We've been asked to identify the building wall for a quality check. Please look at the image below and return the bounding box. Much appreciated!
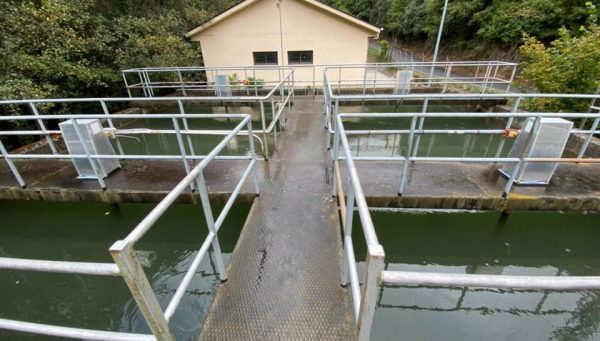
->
[189,0,375,87]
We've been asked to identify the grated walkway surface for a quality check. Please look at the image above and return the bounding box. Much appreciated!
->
[199,97,353,340]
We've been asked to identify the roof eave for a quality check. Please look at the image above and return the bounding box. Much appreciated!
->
[185,0,382,39]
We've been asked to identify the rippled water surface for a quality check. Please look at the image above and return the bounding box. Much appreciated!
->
[0,200,250,340]
[353,210,600,340]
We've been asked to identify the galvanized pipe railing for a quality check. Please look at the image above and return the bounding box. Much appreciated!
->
[0,115,259,340]
[123,62,516,98]
[332,115,385,340]
[333,113,600,340]
[337,111,600,197]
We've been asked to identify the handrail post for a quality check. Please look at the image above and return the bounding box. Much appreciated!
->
[171,117,195,191]
[340,177,355,287]
[0,139,26,188]
[195,171,228,281]
[122,72,133,98]
[331,121,340,196]
[271,97,278,150]
[110,240,175,341]
[356,244,385,341]
[72,119,106,190]
[495,96,521,159]
[442,63,452,94]
[29,103,58,155]
[246,120,261,195]
[100,100,124,155]
[259,100,269,160]
[177,100,196,157]
[577,117,599,158]
[398,116,418,196]
[411,98,429,158]
[176,67,187,96]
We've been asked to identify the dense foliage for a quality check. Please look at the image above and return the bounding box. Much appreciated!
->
[0,0,235,101]
[327,0,600,97]
[327,0,600,47]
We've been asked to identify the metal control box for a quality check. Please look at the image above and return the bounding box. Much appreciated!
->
[500,117,573,184]
[59,119,120,179]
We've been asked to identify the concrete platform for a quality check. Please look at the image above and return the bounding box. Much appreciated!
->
[341,161,600,211]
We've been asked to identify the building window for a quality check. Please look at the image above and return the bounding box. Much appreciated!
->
[288,50,313,64]
[253,51,278,65]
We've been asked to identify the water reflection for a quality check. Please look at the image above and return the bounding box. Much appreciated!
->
[353,210,600,340]
[0,201,249,340]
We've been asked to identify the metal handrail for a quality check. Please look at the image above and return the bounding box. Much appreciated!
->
[0,115,260,340]
[337,110,600,197]
[332,115,385,340]
[333,112,600,340]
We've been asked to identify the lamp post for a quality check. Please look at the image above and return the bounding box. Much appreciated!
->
[429,0,449,83]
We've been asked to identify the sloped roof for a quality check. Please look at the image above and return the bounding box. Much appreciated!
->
[185,0,381,38]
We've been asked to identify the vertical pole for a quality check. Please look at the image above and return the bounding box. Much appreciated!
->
[246,120,261,195]
[429,0,449,84]
[495,97,521,159]
[72,119,106,189]
[577,117,599,158]
[138,71,148,97]
[29,103,58,155]
[340,178,355,286]
[411,98,429,158]
[177,67,187,96]
[171,117,195,191]
[331,122,340,196]
[0,139,26,188]
[145,71,154,97]
[481,65,491,94]
[100,101,124,155]
[271,97,278,150]
[253,69,258,97]
[195,172,228,281]
[442,63,452,93]
[122,72,133,98]
[398,116,418,196]
[110,240,175,341]
[177,100,196,157]
[259,100,269,160]
[373,64,378,94]
[506,65,517,93]
[356,245,385,341]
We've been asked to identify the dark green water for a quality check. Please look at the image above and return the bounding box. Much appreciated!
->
[341,104,515,158]
[0,200,250,340]
[113,103,281,157]
[352,210,600,340]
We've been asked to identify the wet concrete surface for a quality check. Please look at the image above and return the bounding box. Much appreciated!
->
[0,159,259,204]
[340,161,600,210]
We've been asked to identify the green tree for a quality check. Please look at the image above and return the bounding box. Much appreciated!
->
[519,25,600,111]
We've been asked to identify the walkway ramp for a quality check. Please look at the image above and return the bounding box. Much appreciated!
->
[199,98,353,339]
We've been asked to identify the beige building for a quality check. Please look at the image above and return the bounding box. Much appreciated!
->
[186,0,381,87]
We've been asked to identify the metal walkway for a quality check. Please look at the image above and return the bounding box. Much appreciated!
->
[199,97,353,340]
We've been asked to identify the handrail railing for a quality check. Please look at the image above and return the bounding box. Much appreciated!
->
[337,110,600,197]
[123,62,515,98]
[0,115,260,340]
[333,113,600,340]
[0,91,292,188]
[332,115,385,340]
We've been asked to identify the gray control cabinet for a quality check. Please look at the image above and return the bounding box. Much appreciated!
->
[59,119,120,179]
[501,117,573,184]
